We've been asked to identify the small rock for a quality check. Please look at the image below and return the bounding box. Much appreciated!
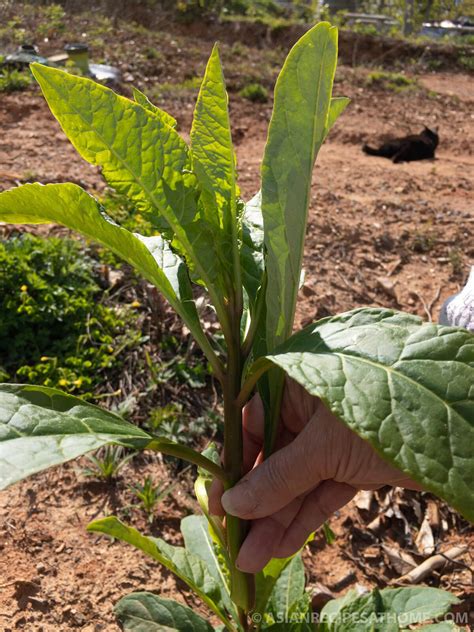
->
[301,284,316,297]
[376,276,399,302]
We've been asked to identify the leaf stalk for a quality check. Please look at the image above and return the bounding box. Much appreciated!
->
[146,438,230,485]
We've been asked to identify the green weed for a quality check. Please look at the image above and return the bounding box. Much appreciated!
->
[449,247,464,276]
[411,230,438,253]
[0,234,142,396]
[458,54,474,71]
[239,82,269,102]
[366,70,417,92]
[131,475,176,521]
[154,76,201,98]
[84,446,135,482]
[0,69,31,93]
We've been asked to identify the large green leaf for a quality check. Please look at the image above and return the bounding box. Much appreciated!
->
[267,555,305,622]
[259,22,339,453]
[319,586,460,632]
[181,515,236,618]
[191,45,237,239]
[261,22,338,352]
[30,64,227,314]
[88,517,231,628]
[0,183,220,372]
[0,384,150,489]
[262,308,474,520]
[115,593,214,632]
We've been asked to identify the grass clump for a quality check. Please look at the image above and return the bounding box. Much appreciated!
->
[458,54,474,71]
[239,82,269,102]
[366,70,417,92]
[0,233,142,396]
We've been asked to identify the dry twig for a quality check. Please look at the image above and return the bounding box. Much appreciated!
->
[394,545,468,584]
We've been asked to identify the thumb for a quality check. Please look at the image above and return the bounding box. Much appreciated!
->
[221,417,323,519]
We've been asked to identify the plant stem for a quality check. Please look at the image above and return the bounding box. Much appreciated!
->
[223,309,254,617]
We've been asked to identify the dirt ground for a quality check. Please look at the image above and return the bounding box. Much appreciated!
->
[0,21,473,632]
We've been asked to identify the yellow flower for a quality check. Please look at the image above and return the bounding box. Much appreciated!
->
[73,378,83,387]
[59,378,68,387]
[40,356,49,362]
[20,284,28,292]
[131,300,141,308]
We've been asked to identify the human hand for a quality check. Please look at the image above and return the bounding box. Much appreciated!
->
[209,379,422,573]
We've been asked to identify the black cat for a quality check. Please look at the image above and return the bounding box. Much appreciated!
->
[363,127,439,163]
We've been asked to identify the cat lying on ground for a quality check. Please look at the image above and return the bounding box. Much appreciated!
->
[363,127,439,163]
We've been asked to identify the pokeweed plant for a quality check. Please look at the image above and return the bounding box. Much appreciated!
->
[0,22,472,632]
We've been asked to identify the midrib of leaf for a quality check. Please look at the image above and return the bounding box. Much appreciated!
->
[5,399,139,438]
[37,69,225,318]
[287,347,468,428]
[195,520,230,598]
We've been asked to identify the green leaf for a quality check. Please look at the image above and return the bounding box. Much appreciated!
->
[88,517,231,628]
[379,587,460,623]
[0,183,220,374]
[320,588,398,632]
[319,586,460,632]
[193,446,228,548]
[318,588,359,627]
[261,22,338,352]
[191,45,237,238]
[132,86,177,128]
[181,515,236,618]
[0,384,150,489]
[115,593,214,632]
[0,183,192,328]
[254,556,294,619]
[263,308,474,520]
[30,64,192,233]
[324,96,350,139]
[259,22,338,454]
[240,191,264,311]
[268,554,306,622]
[30,64,227,316]
[264,593,313,632]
